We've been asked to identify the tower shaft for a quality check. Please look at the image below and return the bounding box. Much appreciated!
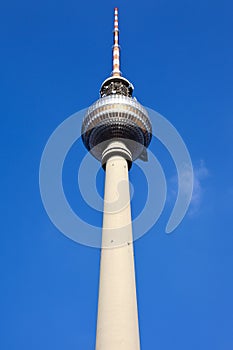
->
[95,153,140,350]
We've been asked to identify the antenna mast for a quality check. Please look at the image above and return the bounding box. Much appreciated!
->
[100,8,134,97]
[112,7,121,77]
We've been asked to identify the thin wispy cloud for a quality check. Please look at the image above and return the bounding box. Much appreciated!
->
[168,159,209,216]
[190,160,209,215]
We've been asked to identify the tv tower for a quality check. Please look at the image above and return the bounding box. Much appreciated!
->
[82,8,152,350]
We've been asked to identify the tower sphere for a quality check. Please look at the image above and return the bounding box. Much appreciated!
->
[81,77,152,166]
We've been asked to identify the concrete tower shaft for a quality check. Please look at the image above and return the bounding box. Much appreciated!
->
[95,154,140,350]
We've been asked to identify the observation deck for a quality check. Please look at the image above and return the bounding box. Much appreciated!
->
[81,90,152,166]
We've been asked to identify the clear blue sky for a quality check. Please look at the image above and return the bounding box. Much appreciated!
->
[1,0,233,349]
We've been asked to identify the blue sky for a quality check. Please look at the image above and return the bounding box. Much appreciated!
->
[1,0,233,349]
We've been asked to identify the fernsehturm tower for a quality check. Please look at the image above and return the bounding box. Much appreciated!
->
[82,8,152,350]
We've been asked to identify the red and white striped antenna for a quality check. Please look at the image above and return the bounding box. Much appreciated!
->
[112,7,121,77]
